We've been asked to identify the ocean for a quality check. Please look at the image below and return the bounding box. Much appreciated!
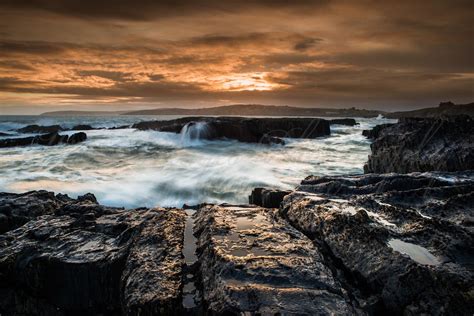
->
[0,115,396,208]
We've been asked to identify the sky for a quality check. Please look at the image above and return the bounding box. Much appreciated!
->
[0,0,472,114]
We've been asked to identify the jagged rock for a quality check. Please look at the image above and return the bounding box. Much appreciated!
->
[16,124,63,134]
[0,191,185,316]
[362,123,394,139]
[329,118,358,126]
[248,188,292,208]
[364,116,474,173]
[133,117,331,143]
[0,132,86,148]
[194,204,355,314]
[280,172,474,315]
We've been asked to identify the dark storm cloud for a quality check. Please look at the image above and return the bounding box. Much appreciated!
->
[294,38,322,51]
[0,0,329,20]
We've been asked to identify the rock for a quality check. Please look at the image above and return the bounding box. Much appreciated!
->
[133,117,331,143]
[67,132,87,144]
[0,132,86,148]
[70,124,94,131]
[0,132,12,136]
[249,188,292,208]
[364,116,474,173]
[280,172,474,315]
[16,124,63,134]
[329,118,358,126]
[194,204,355,314]
[0,191,185,315]
[362,123,394,139]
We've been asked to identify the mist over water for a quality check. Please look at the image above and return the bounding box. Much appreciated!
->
[0,115,395,208]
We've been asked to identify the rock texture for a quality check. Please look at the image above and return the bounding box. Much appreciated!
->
[248,187,292,208]
[364,116,474,173]
[133,117,331,143]
[281,172,474,315]
[194,204,355,314]
[0,191,185,316]
[0,132,87,148]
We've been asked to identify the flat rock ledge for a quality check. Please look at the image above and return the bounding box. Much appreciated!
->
[194,204,355,314]
[1,171,473,315]
[0,191,185,315]
[283,172,474,315]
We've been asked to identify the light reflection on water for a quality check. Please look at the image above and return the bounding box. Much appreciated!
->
[0,115,395,208]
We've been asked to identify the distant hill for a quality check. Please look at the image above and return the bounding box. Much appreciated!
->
[40,110,126,116]
[386,102,474,118]
[40,102,473,118]
[121,104,383,118]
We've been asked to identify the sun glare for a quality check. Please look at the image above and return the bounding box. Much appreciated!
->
[211,73,278,92]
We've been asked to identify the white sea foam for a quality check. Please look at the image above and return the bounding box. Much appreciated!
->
[0,116,396,208]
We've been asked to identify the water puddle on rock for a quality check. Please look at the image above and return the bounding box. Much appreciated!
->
[182,209,199,310]
[388,238,441,266]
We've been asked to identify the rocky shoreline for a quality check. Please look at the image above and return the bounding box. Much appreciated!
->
[0,116,473,315]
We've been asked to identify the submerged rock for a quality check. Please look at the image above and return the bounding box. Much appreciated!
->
[133,117,331,143]
[194,204,355,314]
[0,191,185,315]
[364,116,474,173]
[281,172,474,315]
[0,132,86,148]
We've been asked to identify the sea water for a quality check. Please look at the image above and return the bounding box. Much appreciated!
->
[0,115,395,208]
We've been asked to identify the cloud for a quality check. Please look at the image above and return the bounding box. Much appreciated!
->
[0,0,472,111]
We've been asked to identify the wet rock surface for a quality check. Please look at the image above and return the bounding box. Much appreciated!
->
[282,172,474,315]
[248,187,292,208]
[364,116,474,173]
[133,116,331,143]
[0,191,185,316]
[0,132,87,148]
[194,204,355,314]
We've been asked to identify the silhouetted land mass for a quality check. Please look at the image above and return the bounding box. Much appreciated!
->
[386,101,474,118]
[40,102,473,118]
[41,104,381,117]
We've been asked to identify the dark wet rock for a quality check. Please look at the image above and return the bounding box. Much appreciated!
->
[16,124,63,134]
[329,118,358,126]
[249,188,292,208]
[70,124,94,130]
[194,204,355,314]
[67,132,87,144]
[0,191,185,315]
[0,132,12,136]
[280,172,474,315]
[133,117,331,143]
[0,132,86,148]
[362,123,394,139]
[364,115,474,173]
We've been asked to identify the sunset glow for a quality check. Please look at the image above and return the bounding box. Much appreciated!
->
[0,1,472,114]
